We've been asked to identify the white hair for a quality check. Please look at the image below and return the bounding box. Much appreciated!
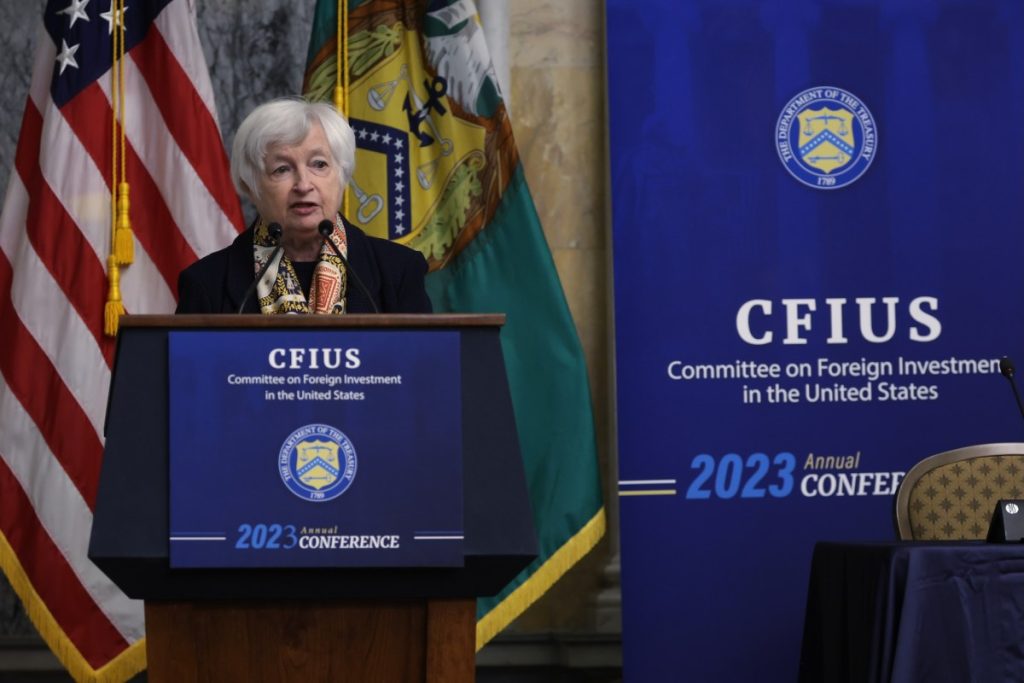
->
[230,98,356,200]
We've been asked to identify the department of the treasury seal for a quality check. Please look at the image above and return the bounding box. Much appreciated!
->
[278,423,357,502]
[775,86,877,190]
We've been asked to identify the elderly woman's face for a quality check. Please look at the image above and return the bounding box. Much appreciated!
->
[253,122,343,243]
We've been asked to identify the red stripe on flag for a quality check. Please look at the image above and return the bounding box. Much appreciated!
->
[0,252,104,508]
[60,83,198,292]
[14,101,115,362]
[0,458,130,669]
[132,27,244,232]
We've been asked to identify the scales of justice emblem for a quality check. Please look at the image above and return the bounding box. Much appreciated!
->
[295,440,341,490]
[797,108,856,174]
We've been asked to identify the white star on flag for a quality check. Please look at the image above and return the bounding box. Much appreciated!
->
[58,0,90,27]
[55,39,79,74]
[99,0,128,34]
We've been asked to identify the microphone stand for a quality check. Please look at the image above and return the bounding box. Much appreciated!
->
[1000,357,1024,421]
[237,223,284,314]
[317,219,380,313]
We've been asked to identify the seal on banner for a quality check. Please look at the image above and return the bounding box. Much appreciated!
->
[278,423,358,502]
[775,86,877,190]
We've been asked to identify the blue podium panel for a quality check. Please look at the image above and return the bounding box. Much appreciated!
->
[168,330,462,568]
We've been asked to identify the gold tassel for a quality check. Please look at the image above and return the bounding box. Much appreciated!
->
[0,533,149,682]
[114,181,133,264]
[333,85,345,113]
[104,255,125,337]
[475,508,607,650]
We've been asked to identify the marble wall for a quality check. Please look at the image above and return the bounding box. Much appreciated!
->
[503,0,615,633]
[0,0,613,642]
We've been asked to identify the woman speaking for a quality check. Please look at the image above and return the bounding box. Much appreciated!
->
[176,98,431,314]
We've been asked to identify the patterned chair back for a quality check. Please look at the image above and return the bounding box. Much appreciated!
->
[894,443,1024,540]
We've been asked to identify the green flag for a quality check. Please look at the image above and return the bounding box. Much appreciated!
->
[304,0,605,647]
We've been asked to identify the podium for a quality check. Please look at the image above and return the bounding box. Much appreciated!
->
[88,314,537,682]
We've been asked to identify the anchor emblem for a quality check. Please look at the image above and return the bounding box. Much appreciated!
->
[348,44,489,245]
[365,64,456,190]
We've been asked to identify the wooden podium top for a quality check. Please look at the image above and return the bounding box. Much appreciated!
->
[121,313,505,329]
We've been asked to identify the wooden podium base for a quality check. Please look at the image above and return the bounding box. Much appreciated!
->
[145,599,475,682]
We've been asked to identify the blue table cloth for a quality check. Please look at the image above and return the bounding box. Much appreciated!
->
[799,541,1024,683]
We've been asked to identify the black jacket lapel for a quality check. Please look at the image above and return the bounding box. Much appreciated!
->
[340,219,381,313]
[225,227,258,313]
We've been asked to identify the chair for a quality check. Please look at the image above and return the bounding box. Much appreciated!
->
[894,443,1024,540]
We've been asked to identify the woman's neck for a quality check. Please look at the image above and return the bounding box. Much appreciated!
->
[281,235,321,262]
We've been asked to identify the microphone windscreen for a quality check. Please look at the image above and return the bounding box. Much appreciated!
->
[1001,356,1016,379]
[267,222,283,240]
[317,219,334,237]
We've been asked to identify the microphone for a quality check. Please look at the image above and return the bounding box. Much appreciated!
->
[1000,356,1024,421]
[237,222,284,314]
[317,219,379,313]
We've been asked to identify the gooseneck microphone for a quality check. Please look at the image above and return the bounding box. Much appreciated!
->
[999,356,1024,421]
[237,222,284,314]
[317,219,380,313]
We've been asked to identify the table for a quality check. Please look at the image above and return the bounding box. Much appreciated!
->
[798,541,1024,683]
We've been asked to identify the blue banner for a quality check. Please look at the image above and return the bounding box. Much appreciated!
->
[607,0,1024,680]
[168,330,462,568]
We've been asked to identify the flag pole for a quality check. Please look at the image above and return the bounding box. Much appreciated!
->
[105,0,126,336]
[335,0,350,218]
[114,0,133,266]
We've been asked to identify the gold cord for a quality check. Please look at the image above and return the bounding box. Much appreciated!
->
[113,0,134,266]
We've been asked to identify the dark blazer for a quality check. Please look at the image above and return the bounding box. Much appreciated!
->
[176,221,432,314]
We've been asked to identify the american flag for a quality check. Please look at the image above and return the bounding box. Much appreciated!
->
[0,0,242,679]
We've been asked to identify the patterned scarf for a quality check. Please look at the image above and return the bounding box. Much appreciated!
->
[252,215,349,315]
